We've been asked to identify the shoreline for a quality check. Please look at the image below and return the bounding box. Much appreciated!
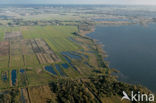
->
[78,24,156,94]
[78,25,109,68]
[78,25,109,64]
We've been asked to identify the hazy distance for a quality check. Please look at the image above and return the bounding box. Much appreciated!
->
[0,0,156,5]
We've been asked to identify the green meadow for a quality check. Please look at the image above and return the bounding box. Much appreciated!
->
[0,27,5,41]
[21,25,81,53]
[0,25,94,90]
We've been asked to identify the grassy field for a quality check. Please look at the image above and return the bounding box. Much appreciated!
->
[21,25,81,53]
[0,26,20,41]
[0,6,155,103]
[0,24,127,103]
[0,25,154,103]
[0,27,5,41]
[0,25,97,90]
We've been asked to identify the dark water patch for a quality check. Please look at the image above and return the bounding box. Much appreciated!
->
[64,56,71,63]
[45,66,57,75]
[61,63,69,69]
[20,69,25,73]
[11,70,17,86]
[63,56,78,72]
[55,64,66,76]
[62,52,82,60]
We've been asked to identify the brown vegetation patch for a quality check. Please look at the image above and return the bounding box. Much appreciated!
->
[5,32,23,40]
[28,86,56,103]
[31,39,60,64]
[0,41,9,56]
[21,40,34,55]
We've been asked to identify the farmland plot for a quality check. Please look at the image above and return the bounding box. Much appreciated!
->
[10,55,24,67]
[0,56,9,68]
[21,40,34,55]
[0,41,9,56]
[0,25,98,90]
[24,54,39,66]
[5,31,23,40]
[0,71,10,89]
[10,40,22,56]
[31,39,60,64]
[0,41,9,68]
[21,26,81,53]
[18,69,28,87]
[20,40,39,66]
[9,39,38,67]
[9,40,24,67]
[0,29,4,41]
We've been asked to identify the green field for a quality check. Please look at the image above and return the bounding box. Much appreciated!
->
[0,26,20,41]
[0,27,5,41]
[0,25,99,90]
[21,25,81,53]
[0,25,152,103]
[0,5,155,103]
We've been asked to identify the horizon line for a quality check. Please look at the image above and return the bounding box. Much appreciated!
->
[0,3,156,6]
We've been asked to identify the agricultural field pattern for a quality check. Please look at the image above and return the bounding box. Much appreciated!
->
[0,24,110,102]
[0,25,97,87]
[0,5,155,103]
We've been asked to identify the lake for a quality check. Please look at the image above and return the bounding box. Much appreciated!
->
[87,23,156,92]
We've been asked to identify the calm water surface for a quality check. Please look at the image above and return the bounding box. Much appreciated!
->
[87,23,156,92]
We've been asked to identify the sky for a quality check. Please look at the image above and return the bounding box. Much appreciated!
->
[0,0,156,5]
